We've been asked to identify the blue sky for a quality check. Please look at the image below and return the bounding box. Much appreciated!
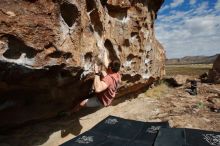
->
[155,0,220,59]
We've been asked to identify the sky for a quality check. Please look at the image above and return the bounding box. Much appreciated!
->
[155,0,220,59]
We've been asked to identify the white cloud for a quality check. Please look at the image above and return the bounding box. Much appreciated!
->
[155,1,220,58]
[189,0,196,5]
[194,1,209,15]
[184,16,219,36]
[159,5,169,12]
[215,0,220,10]
[170,0,184,8]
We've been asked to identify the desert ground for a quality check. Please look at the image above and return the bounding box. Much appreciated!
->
[0,64,219,146]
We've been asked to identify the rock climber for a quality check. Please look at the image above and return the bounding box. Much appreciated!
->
[73,53,121,112]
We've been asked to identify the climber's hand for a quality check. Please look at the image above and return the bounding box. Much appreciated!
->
[94,63,99,73]
[101,70,107,77]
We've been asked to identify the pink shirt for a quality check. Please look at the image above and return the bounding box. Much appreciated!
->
[96,73,121,106]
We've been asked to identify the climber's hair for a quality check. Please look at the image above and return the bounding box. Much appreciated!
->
[108,60,121,73]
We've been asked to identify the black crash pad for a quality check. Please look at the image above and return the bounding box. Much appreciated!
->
[154,128,185,146]
[185,128,220,146]
[154,128,220,146]
[60,115,169,146]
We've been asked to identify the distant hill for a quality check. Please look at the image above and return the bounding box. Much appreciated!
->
[166,54,219,65]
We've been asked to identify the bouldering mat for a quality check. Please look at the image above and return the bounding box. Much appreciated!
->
[185,128,220,146]
[60,115,169,146]
[154,128,185,146]
[154,128,220,146]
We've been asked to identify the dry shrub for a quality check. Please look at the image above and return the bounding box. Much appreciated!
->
[144,82,169,98]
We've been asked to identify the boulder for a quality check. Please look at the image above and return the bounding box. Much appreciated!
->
[163,75,193,87]
[208,55,220,83]
[0,0,165,129]
[173,75,191,85]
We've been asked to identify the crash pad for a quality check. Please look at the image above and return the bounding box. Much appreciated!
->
[154,128,220,146]
[60,115,169,146]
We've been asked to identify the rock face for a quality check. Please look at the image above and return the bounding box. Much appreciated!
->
[0,0,165,129]
[208,55,220,83]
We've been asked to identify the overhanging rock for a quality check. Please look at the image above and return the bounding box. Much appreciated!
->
[0,0,165,129]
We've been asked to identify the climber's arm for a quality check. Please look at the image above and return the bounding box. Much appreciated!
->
[93,63,108,93]
[94,75,108,93]
[103,50,110,69]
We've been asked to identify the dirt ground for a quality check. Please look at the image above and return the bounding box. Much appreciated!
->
[0,79,220,146]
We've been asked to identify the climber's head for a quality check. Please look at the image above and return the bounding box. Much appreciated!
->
[107,60,121,73]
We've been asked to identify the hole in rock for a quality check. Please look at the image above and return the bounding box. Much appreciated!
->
[139,49,144,53]
[151,23,154,29]
[131,32,141,43]
[44,42,54,49]
[127,54,136,61]
[84,52,93,62]
[121,74,142,83]
[60,2,79,27]
[132,0,147,6]
[25,0,38,2]
[86,0,96,12]
[63,52,72,59]
[89,25,94,32]
[127,54,141,70]
[100,0,128,20]
[106,5,128,20]
[89,9,103,36]
[3,35,39,59]
[146,54,150,58]
[101,0,107,6]
[123,39,130,47]
[104,39,119,61]
[131,32,138,37]
[48,51,62,58]
[118,46,122,52]
[48,51,72,59]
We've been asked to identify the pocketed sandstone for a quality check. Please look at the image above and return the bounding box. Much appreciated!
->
[0,0,165,129]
